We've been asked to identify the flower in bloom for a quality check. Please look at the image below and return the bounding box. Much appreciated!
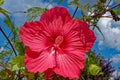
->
[19,7,96,79]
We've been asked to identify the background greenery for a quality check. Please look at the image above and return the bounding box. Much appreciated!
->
[0,0,120,80]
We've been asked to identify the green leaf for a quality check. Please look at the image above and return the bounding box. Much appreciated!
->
[88,64,101,75]
[0,7,15,32]
[26,72,35,80]
[10,55,24,71]
[0,0,4,6]
[98,0,106,3]
[12,27,19,35]
[0,50,12,59]
[86,51,98,65]
[69,0,88,15]
[57,0,65,4]
[74,0,79,3]
[27,7,47,21]
[113,9,120,15]
[14,40,25,55]
[115,0,119,3]
[11,64,19,71]
[0,69,10,79]
[4,18,14,30]
[81,75,85,80]
[22,70,36,80]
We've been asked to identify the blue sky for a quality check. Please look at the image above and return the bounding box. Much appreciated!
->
[0,0,120,76]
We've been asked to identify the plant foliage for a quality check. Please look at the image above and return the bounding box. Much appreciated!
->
[0,0,120,79]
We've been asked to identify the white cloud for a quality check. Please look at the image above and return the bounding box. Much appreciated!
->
[109,70,120,80]
[111,54,120,64]
[2,0,52,12]
[1,0,120,51]
[0,66,3,71]
[85,0,120,51]
[0,47,4,53]
[95,12,120,51]
[1,0,53,26]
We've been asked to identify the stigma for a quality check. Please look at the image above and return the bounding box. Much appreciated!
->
[54,35,64,48]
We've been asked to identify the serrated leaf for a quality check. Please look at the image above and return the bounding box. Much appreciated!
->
[27,7,46,21]
[0,0,4,6]
[88,64,101,75]
[10,55,24,71]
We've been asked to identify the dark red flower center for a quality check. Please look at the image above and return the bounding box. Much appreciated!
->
[54,35,64,48]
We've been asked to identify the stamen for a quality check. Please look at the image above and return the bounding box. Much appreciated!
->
[54,36,64,48]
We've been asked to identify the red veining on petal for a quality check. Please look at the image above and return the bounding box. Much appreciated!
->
[54,36,64,48]
[20,7,96,79]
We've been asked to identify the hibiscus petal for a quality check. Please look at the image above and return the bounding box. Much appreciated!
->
[19,21,51,52]
[63,20,96,53]
[77,20,96,52]
[20,7,96,80]
[53,50,85,79]
[40,7,72,24]
[25,48,57,73]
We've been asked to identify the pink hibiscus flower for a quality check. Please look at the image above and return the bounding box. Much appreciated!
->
[19,7,96,79]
